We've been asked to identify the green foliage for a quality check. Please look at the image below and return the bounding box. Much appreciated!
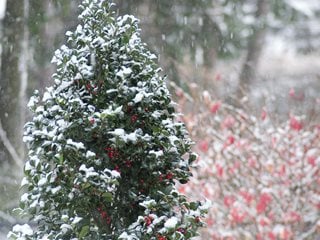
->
[8,0,208,239]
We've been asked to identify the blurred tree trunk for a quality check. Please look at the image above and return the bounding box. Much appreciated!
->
[28,0,79,91]
[0,0,6,70]
[202,13,218,89]
[0,0,79,167]
[0,0,29,167]
[239,0,269,95]
[29,0,59,90]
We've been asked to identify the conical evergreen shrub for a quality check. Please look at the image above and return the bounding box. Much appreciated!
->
[8,1,208,239]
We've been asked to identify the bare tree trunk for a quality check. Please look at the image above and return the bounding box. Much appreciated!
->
[239,0,269,95]
[38,0,61,89]
[0,0,7,52]
[0,1,7,20]
[0,0,28,167]
[0,0,6,72]
[202,13,218,89]
[28,0,79,91]
[19,0,29,148]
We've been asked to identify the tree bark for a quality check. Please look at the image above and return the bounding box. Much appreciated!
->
[28,0,80,90]
[239,0,269,95]
[0,0,28,166]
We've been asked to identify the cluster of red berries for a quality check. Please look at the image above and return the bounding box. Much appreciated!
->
[159,172,174,182]
[97,207,111,225]
[105,147,119,159]
[131,114,138,123]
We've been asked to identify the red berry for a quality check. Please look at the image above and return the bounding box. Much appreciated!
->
[100,210,107,219]
[210,101,221,114]
[159,174,164,182]
[144,216,153,226]
[157,235,167,240]
[114,165,121,173]
[198,140,209,153]
[86,83,92,90]
[177,228,186,234]
[125,160,132,167]
[261,108,267,120]
[290,116,303,131]
[131,114,138,123]
[166,172,173,180]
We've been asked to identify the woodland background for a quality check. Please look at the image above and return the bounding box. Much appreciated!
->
[0,0,319,238]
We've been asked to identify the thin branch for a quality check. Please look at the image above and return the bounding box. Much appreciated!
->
[0,210,17,224]
[0,119,24,167]
[0,176,17,185]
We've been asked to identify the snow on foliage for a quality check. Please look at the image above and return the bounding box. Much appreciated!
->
[176,87,320,240]
[8,0,208,239]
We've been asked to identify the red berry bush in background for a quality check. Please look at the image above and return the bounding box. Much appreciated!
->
[175,86,320,239]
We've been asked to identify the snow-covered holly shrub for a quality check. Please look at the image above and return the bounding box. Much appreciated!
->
[176,88,320,240]
[8,1,208,239]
